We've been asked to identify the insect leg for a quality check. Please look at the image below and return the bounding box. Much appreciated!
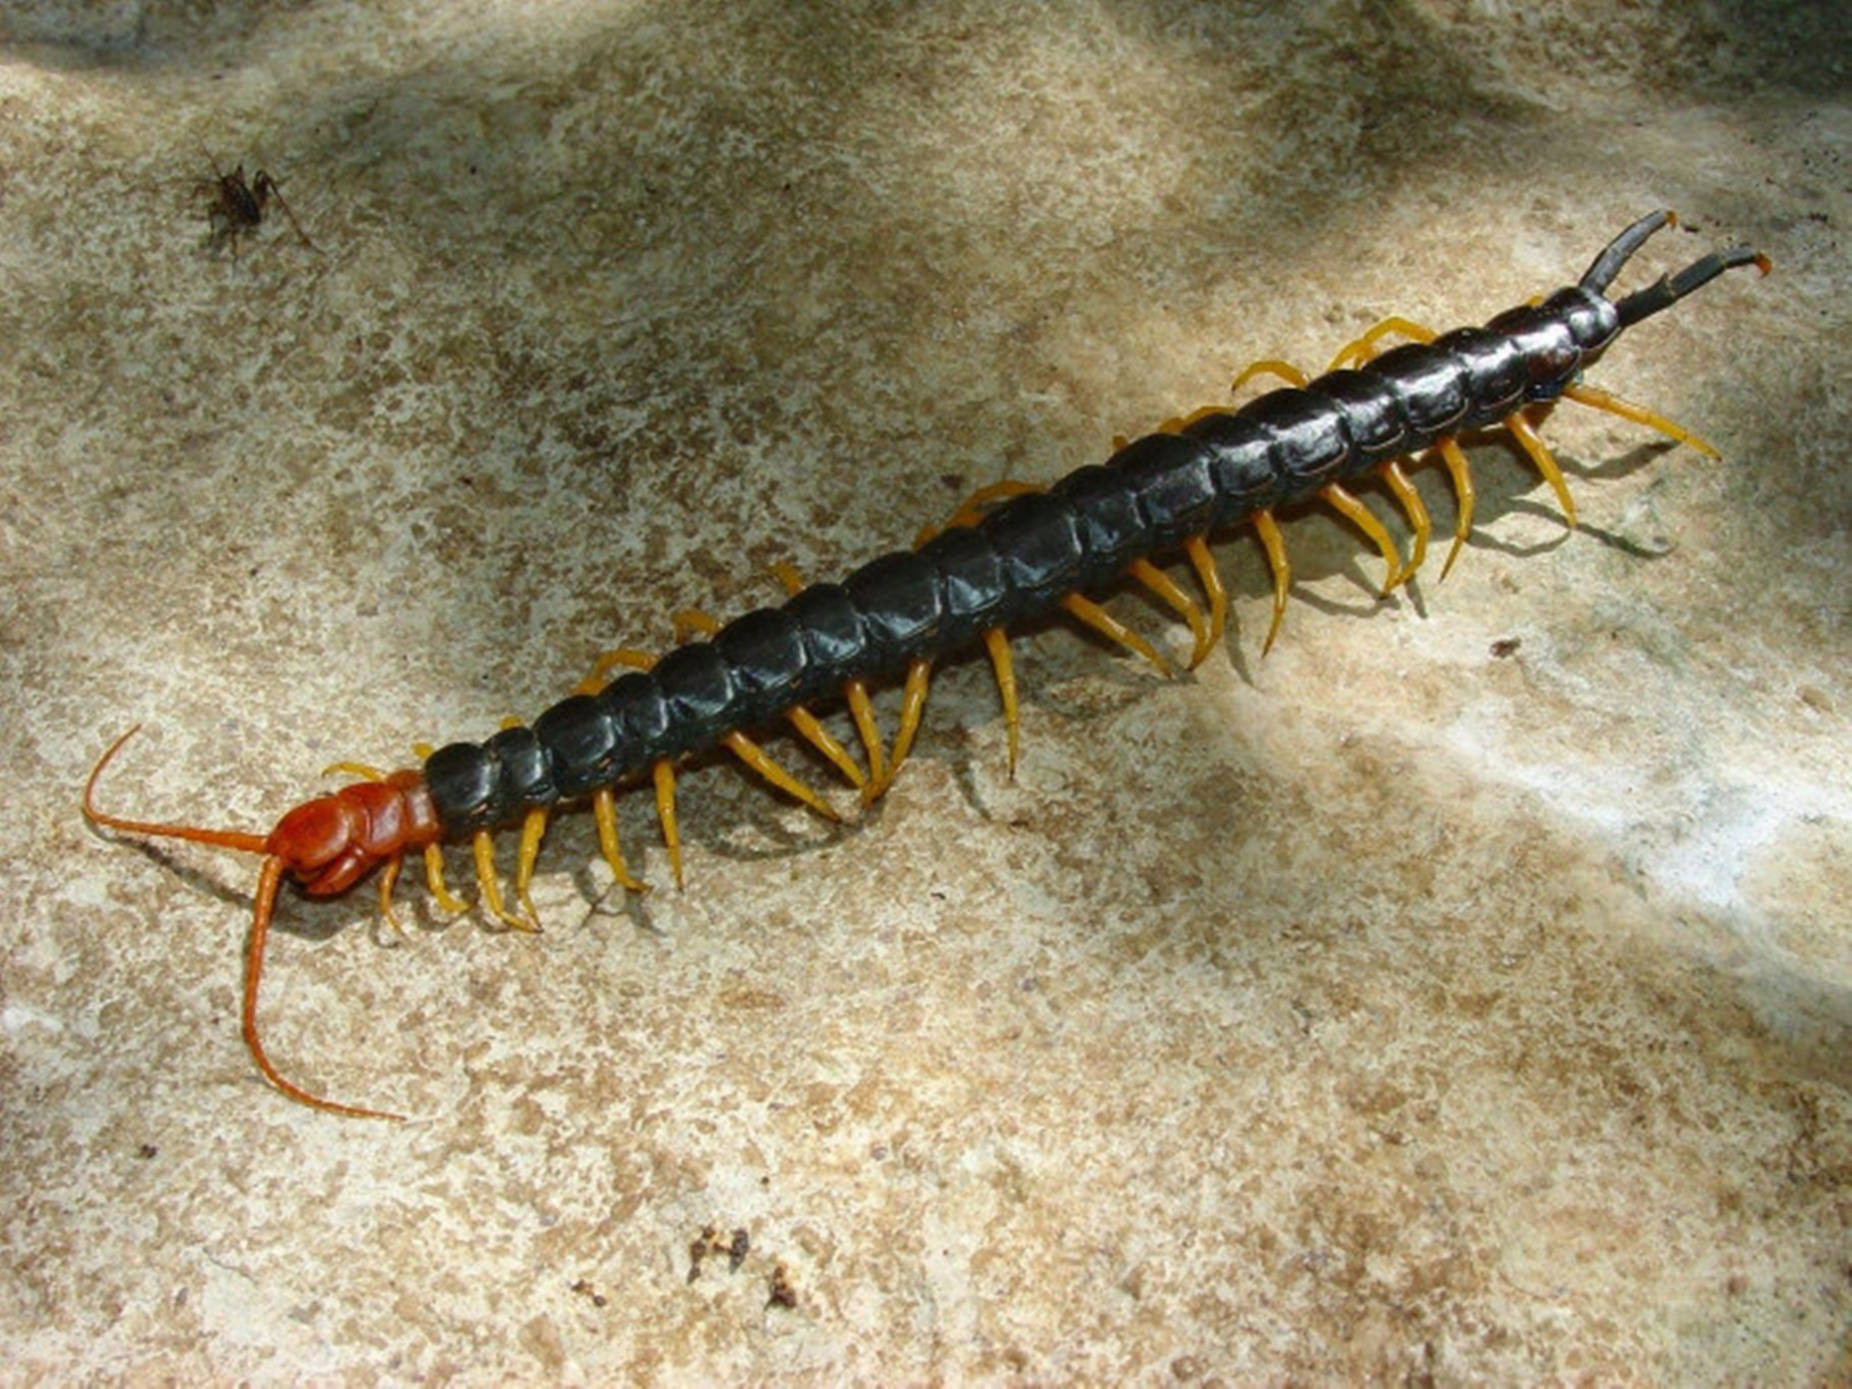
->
[590,788,649,892]
[944,478,1039,531]
[1319,482,1403,593]
[252,171,318,252]
[511,807,550,924]
[422,844,470,912]
[327,755,457,931]
[1125,558,1211,666]
[1377,459,1432,579]
[1251,510,1293,654]
[1560,383,1718,458]
[1503,412,1578,528]
[652,761,683,889]
[572,647,690,888]
[1061,593,1174,676]
[721,731,844,821]
[780,707,867,790]
[866,658,932,803]
[576,646,657,695]
[981,628,1021,777]
[375,855,406,940]
[671,609,725,641]
[844,683,888,794]
[1431,439,1477,580]
[1182,536,1228,655]
[471,830,540,932]
[1232,358,1309,392]
[324,759,390,779]
[1326,317,1438,371]
[675,606,845,813]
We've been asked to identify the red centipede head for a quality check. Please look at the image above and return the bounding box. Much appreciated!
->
[268,772,440,896]
[81,725,434,1121]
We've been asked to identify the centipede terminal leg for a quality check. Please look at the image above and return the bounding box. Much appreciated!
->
[1560,383,1720,457]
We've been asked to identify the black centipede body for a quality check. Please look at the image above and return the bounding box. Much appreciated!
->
[422,216,1760,838]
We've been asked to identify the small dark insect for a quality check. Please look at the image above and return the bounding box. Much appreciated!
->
[199,160,316,258]
[83,211,1768,1120]
[1490,637,1522,658]
[688,1225,751,1281]
[571,1278,608,1308]
[767,1262,798,1310]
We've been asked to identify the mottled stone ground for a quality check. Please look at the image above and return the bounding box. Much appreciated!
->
[3,1,1846,1380]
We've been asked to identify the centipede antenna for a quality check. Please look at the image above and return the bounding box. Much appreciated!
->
[1579,210,1677,295]
[1614,245,1770,329]
[242,855,405,1121]
[86,726,404,1120]
[83,727,270,855]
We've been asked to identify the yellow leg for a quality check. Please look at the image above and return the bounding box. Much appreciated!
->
[591,787,649,892]
[946,478,1039,531]
[674,606,853,805]
[1232,359,1309,393]
[674,608,721,641]
[376,855,405,939]
[982,627,1021,778]
[1172,404,1232,429]
[764,559,872,789]
[1252,509,1292,655]
[1378,459,1431,580]
[1326,316,1438,371]
[867,658,931,803]
[423,844,470,914]
[512,806,549,925]
[1504,412,1578,528]
[1319,482,1402,594]
[1182,535,1228,657]
[324,759,389,781]
[1060,593,1173,677]
[578,646,656,694]
[1432,438,1477,580]
[772,561,806,596]
[1562,382,1719,458]
[844,679,887,791]
[720,730,842,821]
[323,760,418,938]
[471,830,540,933]
[1126,557,1211,666]
[652,760,683,890]
[785,705,867,790]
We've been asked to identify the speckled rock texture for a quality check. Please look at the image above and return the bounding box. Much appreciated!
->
[2,0,1847,1381]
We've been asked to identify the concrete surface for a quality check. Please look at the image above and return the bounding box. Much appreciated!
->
[2,0,1847,1381]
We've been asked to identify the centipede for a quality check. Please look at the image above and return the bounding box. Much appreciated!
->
[84,210,1767,1120]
